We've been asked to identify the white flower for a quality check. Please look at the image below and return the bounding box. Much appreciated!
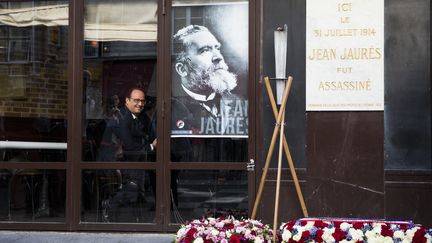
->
[348,228,364,241]
[366,236,377,242]
[293,226,304,241]
[323,227,335,233]
[393,230,405,239]
[305,221,315,229]
[293,233,302,241]
[193,237,204,243]
[215,221,224,228]
[340,222,352,231]
[339,240,350,243]
[254,238,263,243]
[282,230,292,242]
[372,224,382,234]
[366,235,392,243]
[426,233,432,243]
[208,218,216,225]
[365,229,379,239]
[390,224,398,230]
[322,228,335,243]
[236,226,246,234]
[211,229,219,236]
[176,227,187,238]
[293,225,302,231]
[383,236,394,243]
[366,235,391,243]
[406,228,417,240]
[322,234,335,243]
[226,231,232,238]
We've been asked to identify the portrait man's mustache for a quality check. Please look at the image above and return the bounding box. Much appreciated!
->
[184,58,238,95]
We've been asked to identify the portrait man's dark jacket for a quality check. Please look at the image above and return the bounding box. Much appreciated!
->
[171,86,242,134]
[171,83,223,130]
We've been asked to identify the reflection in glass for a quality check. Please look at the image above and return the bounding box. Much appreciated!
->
[171,138,247,162]
[0,169,66,222]
[81,170,156,223]
[82,0,158,162]
[0,1,68,162]
[170,2,249,162]
[171,170,247,223]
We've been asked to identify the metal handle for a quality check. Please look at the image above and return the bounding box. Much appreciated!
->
[247,159,255,171]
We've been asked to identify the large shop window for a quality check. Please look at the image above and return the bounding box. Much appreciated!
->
[171,170,248,222]
[82,0,158,163]
[170,1,249,162]
[80,0,158,224]
[0,0,68,222]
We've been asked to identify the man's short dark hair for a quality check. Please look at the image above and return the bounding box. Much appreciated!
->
[173,25,210,63]
[126,87,145,98]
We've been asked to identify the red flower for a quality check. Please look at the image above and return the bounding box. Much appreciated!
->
[381,228,393,237]
[412,228,427,243]
[314,229,324,242]
[314,221,328,228]
[399,225,408,231]
[277,234,282,242]
[353,222,364,230]
[332,228,347,242]
[224,223,235,230]
[184,235,194,243]
[284,221,296,231]
[229,235,241,243]
[302,230,311,239]
[183,228,198,243]
[186,228,197,237]
[301,221,308,226]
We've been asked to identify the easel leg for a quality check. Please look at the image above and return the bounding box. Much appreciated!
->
[264,77,309,217]
[273,109,285,243]
[251,114,282,219]
[251,77,293,219]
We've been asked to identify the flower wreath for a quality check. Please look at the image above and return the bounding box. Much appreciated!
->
[174,217,274,243]
[280,218,432,243]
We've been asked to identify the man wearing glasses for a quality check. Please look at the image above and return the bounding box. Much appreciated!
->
[100,87,157,222]
[118,87,157,161]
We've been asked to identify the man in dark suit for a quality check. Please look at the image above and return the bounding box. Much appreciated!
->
[117,87,157,161]
[101,87,157,222]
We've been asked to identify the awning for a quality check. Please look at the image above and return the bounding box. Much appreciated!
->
[85,0,157,42]
[0,0,158,42]
[172,0,247,6]
[0,4,68,27]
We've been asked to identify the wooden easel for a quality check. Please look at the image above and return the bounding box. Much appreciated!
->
[251,76,308,242]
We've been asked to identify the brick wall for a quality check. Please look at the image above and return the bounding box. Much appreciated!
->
[0,26,68,120]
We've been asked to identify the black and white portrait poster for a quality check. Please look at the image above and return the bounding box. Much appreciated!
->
[171,1,249,138]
